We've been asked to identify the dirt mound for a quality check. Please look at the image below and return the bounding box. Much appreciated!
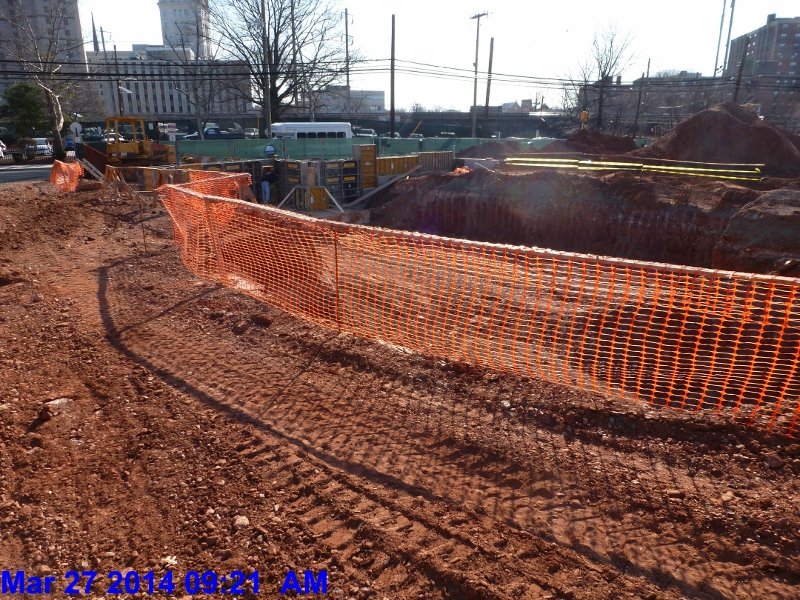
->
[525,129,637,155]
[562,128,638,154]
[788,132,800,154]
[714,188,800,276]
[457,140,525,158]
[632,103,800,177]
[536,139,578,153]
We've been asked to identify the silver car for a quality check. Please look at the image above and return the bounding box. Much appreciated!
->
[25,138,53,158]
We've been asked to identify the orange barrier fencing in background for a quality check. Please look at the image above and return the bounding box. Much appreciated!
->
[50,160,84,192]
[159,173,800,437]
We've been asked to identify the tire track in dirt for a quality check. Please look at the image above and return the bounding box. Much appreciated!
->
[100,247,800,596]
[92,256,689,598]
[11,190,798,599]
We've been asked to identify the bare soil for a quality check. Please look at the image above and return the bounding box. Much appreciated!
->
[632,103,800,178]
[369,169,800,276]
[1,182,799,599]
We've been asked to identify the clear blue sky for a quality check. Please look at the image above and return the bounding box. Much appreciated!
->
[78,0,799,110]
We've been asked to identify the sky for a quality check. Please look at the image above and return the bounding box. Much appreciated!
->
[76,0,800,111]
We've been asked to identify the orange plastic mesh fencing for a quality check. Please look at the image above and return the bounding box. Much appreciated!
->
[159,174,800,437]
[50,160,84,192]
[182,170,252,199]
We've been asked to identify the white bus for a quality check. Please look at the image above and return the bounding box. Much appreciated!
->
[270,122,352,139]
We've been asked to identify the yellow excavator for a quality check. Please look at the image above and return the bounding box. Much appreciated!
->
[104,116,175,164]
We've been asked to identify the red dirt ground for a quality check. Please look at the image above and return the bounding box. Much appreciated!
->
[1,182,799,599]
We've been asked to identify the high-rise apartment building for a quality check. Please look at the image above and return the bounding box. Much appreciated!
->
[724,14,800,78]
[723,14,799,122]
[0,0,87,99]
[158,0,212,59]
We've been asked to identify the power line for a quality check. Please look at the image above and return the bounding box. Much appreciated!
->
[0,58,797,93]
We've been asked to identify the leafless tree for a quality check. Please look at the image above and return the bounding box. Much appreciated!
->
[163,17,230,139]
[61,81,107,122]
[209,0,355,131]
[588,26,633,130]
[0,0,87,159]
[560,62,594,121]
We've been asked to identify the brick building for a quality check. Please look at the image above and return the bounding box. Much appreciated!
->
[724,14,800,124]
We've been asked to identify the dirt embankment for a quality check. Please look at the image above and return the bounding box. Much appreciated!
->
[369,169,800,275]
[556,129,638,154]
[632,103,800,178]
[457,140,527,158]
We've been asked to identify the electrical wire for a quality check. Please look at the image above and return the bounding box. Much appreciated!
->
[0,57,798,93]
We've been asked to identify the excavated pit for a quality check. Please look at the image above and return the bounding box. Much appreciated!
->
[368,169,800,276]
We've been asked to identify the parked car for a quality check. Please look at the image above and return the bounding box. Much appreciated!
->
[184,127,246,140]
[244,128,259,139]
[208,127,245,139]
[104,133,126,143]
[353,128,377,138]
[25,138,53,158]
[82,129,103,142]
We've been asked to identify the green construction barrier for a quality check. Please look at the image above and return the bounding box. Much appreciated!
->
[167,137,563,161]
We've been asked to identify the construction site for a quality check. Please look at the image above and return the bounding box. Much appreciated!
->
[1,102,800,599]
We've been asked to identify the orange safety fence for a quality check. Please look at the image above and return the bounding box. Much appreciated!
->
[50,160,84,192]
[159,172,800,437]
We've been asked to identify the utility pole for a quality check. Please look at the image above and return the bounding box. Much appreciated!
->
[631,72,645,137]
[99,27,112,115]
[344,8,350,96]
[291,0,298,105]
[261,0,272,137]
[733,38,748,102]
[470,11,488,138]
[713,0,727,75]
[641,57,650,131]
[390,14,395,137]
[91,14,99,53]
[723,0,737,75]
[113,44,122,116]
[483,37,494,124]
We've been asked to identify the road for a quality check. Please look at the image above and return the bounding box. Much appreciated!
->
[0,162,52,183]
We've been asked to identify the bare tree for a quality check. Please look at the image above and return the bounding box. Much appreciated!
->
[209,0,353,131]
[560,62,594,121]
[163,17,229,139]
[588,26,633,130]
[61,81,107,122]
[0,0,86,159]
